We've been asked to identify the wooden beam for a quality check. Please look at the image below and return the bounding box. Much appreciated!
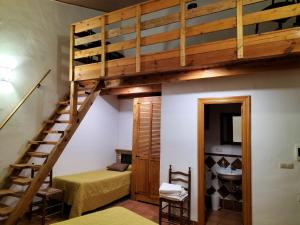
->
[101,15,106,77]
[69,25,75,81]
[237,0,244,59]
[104,55,300,88]
[69,81,78,124]
[180,0,186,67]
[100,84,161,96]
[136,5,141,72]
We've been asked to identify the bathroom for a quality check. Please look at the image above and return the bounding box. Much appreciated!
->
[204,103,243,225]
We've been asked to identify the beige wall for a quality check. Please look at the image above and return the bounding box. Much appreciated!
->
[0,0,100,184]
[161,70,300,224]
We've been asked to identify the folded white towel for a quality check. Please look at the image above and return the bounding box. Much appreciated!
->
[159,182,182,194]
[160,191,188,201]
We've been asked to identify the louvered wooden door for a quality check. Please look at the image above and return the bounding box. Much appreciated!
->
[132,97,161,204]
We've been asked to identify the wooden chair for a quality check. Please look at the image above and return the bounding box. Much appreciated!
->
[159,165,191,225]
[29,168,64,225]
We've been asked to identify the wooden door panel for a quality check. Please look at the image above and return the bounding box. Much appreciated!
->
[135,159,149,195]
[149,160,160,198]
[133,97,161,204]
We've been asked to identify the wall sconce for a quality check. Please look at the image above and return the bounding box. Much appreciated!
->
[0,66,12,82]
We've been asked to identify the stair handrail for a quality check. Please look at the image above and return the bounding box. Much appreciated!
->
[0,69,52,130]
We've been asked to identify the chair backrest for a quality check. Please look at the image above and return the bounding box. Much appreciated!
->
[31,167,53,187]
[168,165,191,198]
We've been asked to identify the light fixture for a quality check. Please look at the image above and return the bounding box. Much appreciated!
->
[0,66,12,82]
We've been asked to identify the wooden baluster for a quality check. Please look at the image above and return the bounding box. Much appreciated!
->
[101,16,106,77]
[69,25,77,124]
[136,5,142,73]
[180,0,186,67]
[69,81,78,124]
[237,0,244,58]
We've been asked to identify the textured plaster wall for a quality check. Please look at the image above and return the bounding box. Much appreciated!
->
[0,0,100,184]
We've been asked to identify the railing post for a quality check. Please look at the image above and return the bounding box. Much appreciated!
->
[101,16,106,77]
[69,25,78,124]
[69,25,75,82]
[69,81,78,124]
[136,5,142,73]
[180,0,186,67]
[236,0,244,59]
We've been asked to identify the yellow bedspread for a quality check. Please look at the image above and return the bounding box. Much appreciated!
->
[52,207,157,225]
[53,169,131,218]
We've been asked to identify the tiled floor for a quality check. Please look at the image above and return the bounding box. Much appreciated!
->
[206,209,243,225]
[7,200,242,225]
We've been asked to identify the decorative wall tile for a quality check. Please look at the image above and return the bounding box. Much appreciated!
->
[217,157,230,168]
[205,156,216,168]
[232,158,242,169]
[218,185,230,198]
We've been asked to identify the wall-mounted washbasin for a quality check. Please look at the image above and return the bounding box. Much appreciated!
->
[217,168,242,181]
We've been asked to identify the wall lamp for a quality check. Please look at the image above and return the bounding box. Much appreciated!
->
[0,66,12,83]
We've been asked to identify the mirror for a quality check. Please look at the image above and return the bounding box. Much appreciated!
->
[220,113,241,145]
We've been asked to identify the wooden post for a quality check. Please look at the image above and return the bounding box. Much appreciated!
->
[180,0,186,66]
[69,81,78,124]
[101,16,106,77]
[69,25,75,81]
[236,0,244,59]
[136,5,142,73]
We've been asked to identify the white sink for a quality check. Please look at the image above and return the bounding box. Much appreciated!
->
[217,168,242,181]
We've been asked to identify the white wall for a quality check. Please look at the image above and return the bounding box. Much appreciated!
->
[160,70,300,225]
[117,99,134,150]
[53,96,119,176]
[0,0,100,184]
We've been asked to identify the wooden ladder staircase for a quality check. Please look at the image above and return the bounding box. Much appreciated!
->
[0,80,100,225]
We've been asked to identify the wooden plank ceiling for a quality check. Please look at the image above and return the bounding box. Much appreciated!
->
[55,0,148,12]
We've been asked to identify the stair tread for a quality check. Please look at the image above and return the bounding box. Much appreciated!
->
[0,204,14,217]
[59,100,84,105]
[10,163,34,169]
[46,120,70,124]
[29,140,57,145]
[11,177,32,185]
[0,189,16,197]
[43,130,64,134]
[27,152,49,158]
[57,110,70,114]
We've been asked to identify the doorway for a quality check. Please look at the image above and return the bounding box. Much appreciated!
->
[198,96,251,225]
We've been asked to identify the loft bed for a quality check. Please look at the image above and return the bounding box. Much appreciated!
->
[53,149,132,218]
[69,0,300,85]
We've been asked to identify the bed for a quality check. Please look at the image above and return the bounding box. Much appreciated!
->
[52,207,157,225]
[53,149,132,218]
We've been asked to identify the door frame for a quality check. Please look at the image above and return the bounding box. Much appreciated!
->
[198,96,251,225]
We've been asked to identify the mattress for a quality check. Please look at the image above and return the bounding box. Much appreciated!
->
[52,207,157,225]
[53,169,131,218]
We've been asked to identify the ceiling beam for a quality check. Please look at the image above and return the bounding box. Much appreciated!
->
[100,84,161,96]
[104,55,300,89]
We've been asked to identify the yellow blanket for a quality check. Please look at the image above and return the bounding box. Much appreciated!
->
[53,169,131,218]
[52,207,157,225]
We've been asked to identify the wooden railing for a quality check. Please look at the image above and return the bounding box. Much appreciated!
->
[0,69,52,129]
[69,0,300,82]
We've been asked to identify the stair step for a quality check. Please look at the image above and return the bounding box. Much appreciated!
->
[0,204,14,217]
[11,177,32,185]
[46,120,70,124]
[57,110,70,115]
[43,130,64,135]
[58,100,84,106]
[0,189,16,197]
[29,140,57,145]
[27,152,49,158]
[10,163,34,169]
